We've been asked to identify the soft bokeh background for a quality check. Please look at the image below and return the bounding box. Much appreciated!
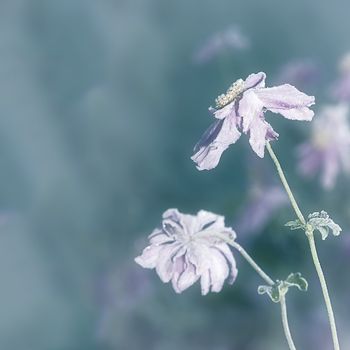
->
[1,0,350,349]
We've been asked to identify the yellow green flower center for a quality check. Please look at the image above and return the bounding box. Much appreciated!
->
[215,79,245,109]
[313,130,331,149]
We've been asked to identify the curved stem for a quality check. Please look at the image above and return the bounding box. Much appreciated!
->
[230,241,299,349]
[266,142,305,225]
[280,294,297,350]
[307,231,340,350]
[229,240,274,285]
[206,233,299,348]
[266,141,340,350]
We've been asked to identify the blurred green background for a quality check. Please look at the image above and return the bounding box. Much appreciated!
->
[0,0,350,349]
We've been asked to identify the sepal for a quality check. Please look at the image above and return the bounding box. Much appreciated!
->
[258,272,308,303]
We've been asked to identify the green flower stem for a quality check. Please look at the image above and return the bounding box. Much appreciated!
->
[280,294,297,350]
[266,141,340,350]
[229,240,274,285]
[266,142,305,225]
[306,229,340,350]
[204,232,299,349]
[231,241,298,350]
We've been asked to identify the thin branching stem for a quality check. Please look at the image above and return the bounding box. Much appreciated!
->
[204,232,299,348]
[280,294,297,350]
[229,240,274,285]
[307,230,340,350]
[266,141,340,350]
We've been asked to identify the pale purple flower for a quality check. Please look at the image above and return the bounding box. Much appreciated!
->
[234,185,288,236]
[297,104,350,189]
[135,209,237,295]
[192,26,250,64]
[331,73,350,101]
[95,262,153,340]
[275,59,320,89]
[330,52,350,101]
[191,72,315,170]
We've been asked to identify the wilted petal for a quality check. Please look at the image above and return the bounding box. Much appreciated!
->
[176,261,200,293]
[239,89,264,132]
[215,243,238,284]
[255,84,315,121]
[155,243,182,282]
[135,244,164,269]
[171,255,186,293]
[273,106,314,121]
[207,248,229,292]
[200,270,211,295]
[213,102,235,120]
[244,72,266,90]
[149,229,173,244]
[249,117,275,157]
[163,210,200,237]
[135,209,238,295]
[196,210,225,231]
[162,208,186,236]
[191,115,241,171]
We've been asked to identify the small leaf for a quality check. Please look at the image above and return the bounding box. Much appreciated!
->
[307,211,342,240]
[258,273,308,304]
[285,272,308,292]
[257,285,270,295]
[317,226,329,240]
[257,284,281,303]
[285,219,304,231]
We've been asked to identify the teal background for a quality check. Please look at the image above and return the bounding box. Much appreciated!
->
[0,0,349,349]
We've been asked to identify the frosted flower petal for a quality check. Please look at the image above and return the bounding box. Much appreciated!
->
[192,72,315,169]
[135,209,238,295]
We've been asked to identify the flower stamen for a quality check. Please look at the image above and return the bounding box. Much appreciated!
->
[215,78,245,109]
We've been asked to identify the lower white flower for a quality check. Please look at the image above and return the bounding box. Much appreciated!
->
[135,209,238,295]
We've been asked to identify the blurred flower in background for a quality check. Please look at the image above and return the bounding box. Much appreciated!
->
[1,0,350,349]
[274,59,321,90]
[330,52,350,101]
[192,25,250,64]
[297,104,350,189]
[234,183,288,237]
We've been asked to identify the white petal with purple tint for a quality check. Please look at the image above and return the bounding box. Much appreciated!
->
[135,209,238,295]
[192,72,315,169]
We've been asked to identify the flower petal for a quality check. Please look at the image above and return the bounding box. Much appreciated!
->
[254,84,315,121]
[244,72,266,90]
[196,210,224,230]
[269,107,314,121]
[239,89,264,132]
[215,243,238,284]
[135,244,164,269]
[191,116,241,171]
[171,255,186,293]
[200,269,211,295]
[176,261,200,293]
[212,102,236,120]
[249,118,276,158]
[149,233,173,245]
[155,243,182,282]
[207,248,229,292]
[162,208,186,236]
